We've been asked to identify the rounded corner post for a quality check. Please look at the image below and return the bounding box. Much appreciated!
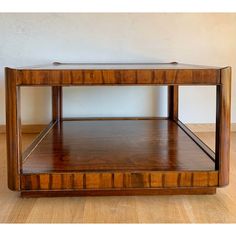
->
[5,67,16,73]
[216,67,231,187]
[5,67,21,191]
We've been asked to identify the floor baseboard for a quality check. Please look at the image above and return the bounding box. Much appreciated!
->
[187,123,236,132]
[0,124,47,134]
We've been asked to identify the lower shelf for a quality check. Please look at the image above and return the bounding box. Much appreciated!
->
[21,119,218,195]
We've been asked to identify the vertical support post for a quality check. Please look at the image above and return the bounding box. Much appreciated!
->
[5,68,21,190]
[168,85,179,120]
[52,86,62,121]
[216,67,231,186]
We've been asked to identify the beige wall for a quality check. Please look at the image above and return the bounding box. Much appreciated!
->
[0,13,235,124]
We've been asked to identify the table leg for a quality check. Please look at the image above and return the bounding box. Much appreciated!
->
[216,67,231,186]
[5,68,21,190]
[52,86,63,121]
[168,85,179,120]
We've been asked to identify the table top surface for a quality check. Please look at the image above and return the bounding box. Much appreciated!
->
[14,62,222,70]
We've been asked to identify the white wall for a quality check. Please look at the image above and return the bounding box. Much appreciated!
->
[0,13,235,124]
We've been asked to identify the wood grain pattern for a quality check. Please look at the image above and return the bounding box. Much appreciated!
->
[15,69,220,86]
[4,62,231,197]
[168,85,178,120]
[5,68,21,191]
[20,187,217,197]
[1,123,236,134]
[2,131,236,223]
[52,86,63,121]
[216,67,231,186]
[22,120,215,173]
[20,171,219,191]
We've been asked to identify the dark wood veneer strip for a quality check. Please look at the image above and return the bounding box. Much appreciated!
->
[21,187,217,197]
[62,117,168,121]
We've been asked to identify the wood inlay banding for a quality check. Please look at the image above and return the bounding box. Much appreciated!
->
[16,69,220,86]
[21,171,219,191]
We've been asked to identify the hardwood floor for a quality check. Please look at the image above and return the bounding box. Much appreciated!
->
[0,130,236,223]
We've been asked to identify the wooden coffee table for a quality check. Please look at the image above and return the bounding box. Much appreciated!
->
[5,62,231,197]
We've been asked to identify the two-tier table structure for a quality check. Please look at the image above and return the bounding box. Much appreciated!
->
[5,62,231,197]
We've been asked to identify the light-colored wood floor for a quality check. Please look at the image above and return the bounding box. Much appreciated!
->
[0,131,236,223]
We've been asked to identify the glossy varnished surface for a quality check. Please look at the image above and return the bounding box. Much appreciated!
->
[23,120,215,173]
[1,131,236,223]
[7,62,223,86]
[5,63,231,196]
[14,68,220,86]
